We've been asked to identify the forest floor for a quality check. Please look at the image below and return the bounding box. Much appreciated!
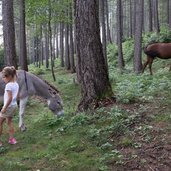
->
[0,59,171,171]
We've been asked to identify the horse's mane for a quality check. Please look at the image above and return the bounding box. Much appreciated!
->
[43,79,60,94]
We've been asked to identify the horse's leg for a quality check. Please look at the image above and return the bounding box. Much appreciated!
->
[142,58,149,73]
[148,57,154,75]
[19,96,28,131]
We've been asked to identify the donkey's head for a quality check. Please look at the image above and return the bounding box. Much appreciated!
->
[46,82,64,116]
[48,95,64,116]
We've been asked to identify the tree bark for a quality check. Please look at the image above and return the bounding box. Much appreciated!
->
[15,21,20,62]
[52,24,56,61]
[149,0,153,32]
[75,0,113,111]
[19,0,28,71]
[133,0,144,74]
[2,0,17,68]
[40,25,44,66]
[117,0,125,71]
[69,2,75,73]
[65,22,70,70]
[99,0,108,69]
[124,1,129,38]
[35,24,40,68]
[56,24,59,58]
[129,0,133,37]
[31,26,35,64]
[60,22,64,67]
[48,0,56,81]
[45,25,49,69]
[105,0,112,44]
[168,0,171,30]
[153,0,160,33]
[133,0,136,37]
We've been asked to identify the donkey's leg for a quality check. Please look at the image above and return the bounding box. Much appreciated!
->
[19,96,28,131]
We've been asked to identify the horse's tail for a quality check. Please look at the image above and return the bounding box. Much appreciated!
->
[143,41,155,54]
[143,42,159,58]
[143,44,149,54]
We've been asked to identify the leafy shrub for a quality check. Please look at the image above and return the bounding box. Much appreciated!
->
[46,117,64,128]
[29,65,45,75]
[69,113,90,127]
[111,67,171,104]
[107,39,134,69]
[143,27,171,45]
[122,38,134,63]
[107,43,118,68]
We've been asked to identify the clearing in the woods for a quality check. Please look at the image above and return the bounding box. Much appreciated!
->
[0,59,171,171]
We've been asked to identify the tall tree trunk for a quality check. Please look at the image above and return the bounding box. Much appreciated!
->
[105,0,112,44]
[40,25,44,66]
[48,0,56,81]
[60,22,64,67]
[52,24,56,61]
[124,1,129,38]
[149,0,153,32]
[168,0,171,30]
[65,22,70,70]
[19,0,28,71]
[31,26,35,64]
[129,0,133,37]
[69,2,75,73]
[2,0,17,68]
[133,0,144,74]
[142,1,145,33]
[99,0,108,69]
[153,0,160,33]
[132,0,136,36]
[75,0,113,111]
[117,0,124,70]
[15,23,20,61]
[56,24,59,58]
[27,29,31,64]
[35,24,39,68]
[45,25,49,68]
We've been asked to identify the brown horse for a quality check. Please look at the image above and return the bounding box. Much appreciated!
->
[143,43,171,75]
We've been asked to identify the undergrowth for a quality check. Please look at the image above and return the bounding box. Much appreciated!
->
[1,30,171,170]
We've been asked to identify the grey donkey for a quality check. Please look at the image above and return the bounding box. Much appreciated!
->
[0,70,64,131]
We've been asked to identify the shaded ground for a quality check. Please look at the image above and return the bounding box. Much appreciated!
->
[108,99,171,171]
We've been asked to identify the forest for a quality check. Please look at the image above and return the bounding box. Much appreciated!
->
[0,0,171,170]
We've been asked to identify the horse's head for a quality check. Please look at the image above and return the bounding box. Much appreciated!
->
[48,95,64,116]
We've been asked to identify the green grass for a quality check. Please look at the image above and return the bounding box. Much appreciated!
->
[1,58,171,171]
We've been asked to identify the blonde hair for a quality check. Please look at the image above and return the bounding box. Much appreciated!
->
[2,66,17,79]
